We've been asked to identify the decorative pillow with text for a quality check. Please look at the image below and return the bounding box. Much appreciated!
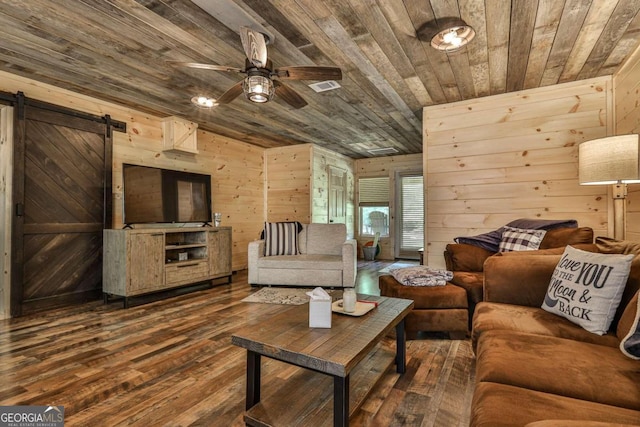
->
[263,222,300,256]
[542,246,633,335]
[498,226,546,252]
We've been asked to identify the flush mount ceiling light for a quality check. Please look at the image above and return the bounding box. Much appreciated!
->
[191,96,217,108]
[430,19,476,52]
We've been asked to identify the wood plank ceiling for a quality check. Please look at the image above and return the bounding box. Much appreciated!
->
[0,0,639,159]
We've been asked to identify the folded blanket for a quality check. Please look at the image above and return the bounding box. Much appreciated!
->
[454,218,578,252]
[390,266,453,287]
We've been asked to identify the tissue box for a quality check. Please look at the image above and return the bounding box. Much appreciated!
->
[309,299,332,328]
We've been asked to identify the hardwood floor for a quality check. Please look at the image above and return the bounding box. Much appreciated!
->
[0,261,475,426]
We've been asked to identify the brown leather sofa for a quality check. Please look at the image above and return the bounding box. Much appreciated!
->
[444,226,595,327]
[470,237,640,426]
[380,227,595,338]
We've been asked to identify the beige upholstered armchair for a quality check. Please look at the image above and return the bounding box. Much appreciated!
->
[248,223,357,288]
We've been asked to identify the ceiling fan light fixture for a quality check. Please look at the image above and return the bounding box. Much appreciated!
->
[177,26,341,109]
[430,21,475,52]
[191,96,217,108]
[243,75,274,103]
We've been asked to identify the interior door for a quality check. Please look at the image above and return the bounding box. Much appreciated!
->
[11,100,113,315]
[328,166,346,224]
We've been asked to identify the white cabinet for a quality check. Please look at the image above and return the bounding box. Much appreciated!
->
[103,227,232,307]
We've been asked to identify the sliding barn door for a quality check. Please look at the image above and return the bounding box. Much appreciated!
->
[11,101,113,315]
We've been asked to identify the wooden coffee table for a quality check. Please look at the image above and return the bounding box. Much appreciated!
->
[231,294,413,427]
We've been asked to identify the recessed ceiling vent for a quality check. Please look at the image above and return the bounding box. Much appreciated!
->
[308,80,341,93]
[367,147,399,155]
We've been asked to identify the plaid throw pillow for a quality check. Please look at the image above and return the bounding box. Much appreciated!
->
[263,222,299,256]
[498,226,546,252]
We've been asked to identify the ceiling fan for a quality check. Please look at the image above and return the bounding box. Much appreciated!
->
[172,27,342,109]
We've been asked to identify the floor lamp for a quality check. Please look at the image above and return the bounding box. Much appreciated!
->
[578,134,640,240]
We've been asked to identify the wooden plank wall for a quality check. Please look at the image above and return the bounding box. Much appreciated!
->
[110,127,265,272]
[265,144,357,237]
[0,106,13,319]
[354,154,423,260]
[311,146,355,237]
[423,77,612,268]
[107,123,265,272]
[613,44,640,242]
[0,70,266,274]
[264,144,312,223]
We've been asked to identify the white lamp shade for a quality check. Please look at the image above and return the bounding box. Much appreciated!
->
[578,134,640,185]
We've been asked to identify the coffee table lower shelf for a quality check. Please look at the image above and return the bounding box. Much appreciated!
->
[244,344,395,427]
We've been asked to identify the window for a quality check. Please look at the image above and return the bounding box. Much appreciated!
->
[358,177,389,237]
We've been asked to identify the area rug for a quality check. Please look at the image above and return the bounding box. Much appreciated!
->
[241,287,321,305]
[378,261,419,274]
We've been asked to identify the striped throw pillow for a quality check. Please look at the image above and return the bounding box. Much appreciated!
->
[263,222,299,256]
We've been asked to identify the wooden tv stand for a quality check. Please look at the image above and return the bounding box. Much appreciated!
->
[103,226,232,307]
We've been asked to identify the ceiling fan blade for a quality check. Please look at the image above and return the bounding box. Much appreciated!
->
[274,81,307,109]
[217,81,244,104]
[240,26,268,68]
[167,61,244,73]
[275,66,342,81]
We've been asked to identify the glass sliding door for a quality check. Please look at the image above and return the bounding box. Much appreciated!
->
[396,173,424,259]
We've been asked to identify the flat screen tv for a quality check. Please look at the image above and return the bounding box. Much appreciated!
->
[122,163,212,225]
